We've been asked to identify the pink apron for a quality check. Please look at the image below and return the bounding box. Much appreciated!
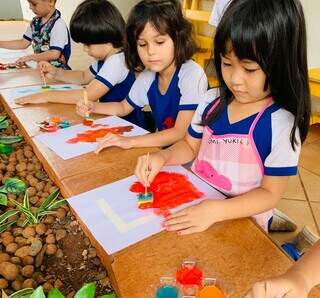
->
[192,99,274,231]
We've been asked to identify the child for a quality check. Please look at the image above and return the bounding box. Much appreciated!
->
[76,0,208,151]
[15,0,144,127]
[0,0,71,69]
[245,240,320,298]
[135,0,311,233]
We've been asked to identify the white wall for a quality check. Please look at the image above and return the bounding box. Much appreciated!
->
[301,0,320,68]
[19,0,319,68]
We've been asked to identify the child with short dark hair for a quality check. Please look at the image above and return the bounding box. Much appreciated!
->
[77,0,208,151]
[0,0,71,69]
[15,0,144,127]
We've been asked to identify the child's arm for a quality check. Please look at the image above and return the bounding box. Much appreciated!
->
[15,79,109,105]
[135,134,202,186]
[95,110,195,152]
[39,61,94,84]
[245,240,320,298]
[163,175,288,235]
[0,39,30,50]
[77,98,134,117]
[16,49,62,64]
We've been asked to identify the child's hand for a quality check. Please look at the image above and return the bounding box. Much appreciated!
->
[15,93,48,105]
[16,55,32,64]
[76,100,94,117]
[245,271,310,298]
[95,134,133,153]
[163,200,223,235]
[135,152,166,187]
[39,61,58,79]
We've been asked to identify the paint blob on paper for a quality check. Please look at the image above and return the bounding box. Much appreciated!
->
[66,124,134,144]
[130,172,203,212]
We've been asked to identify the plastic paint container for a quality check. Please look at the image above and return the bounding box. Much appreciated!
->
[199,285,225,298]
[156,285,179,298]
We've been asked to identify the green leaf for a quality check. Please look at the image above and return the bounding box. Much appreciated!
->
[0,135,23,144]
[74,283,96,298]
[48,288,65,298]
[0,192,7,206]
[0,116,9,129]
[0,209,20,224]
[38,188,60,211]
[0,143,13,154]
[10,199,37,224]
[29,286,45,298]
[23,191,30,210]
[99,294,116,298]
[47,199,67,211]
[3,178,27,194]
[0,220,17,233]
[9,288,34,298]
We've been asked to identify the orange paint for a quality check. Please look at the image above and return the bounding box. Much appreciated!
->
[199,286,225,298]
[130,172,203,212]
[66,125,134,144]
[82,118,94,126]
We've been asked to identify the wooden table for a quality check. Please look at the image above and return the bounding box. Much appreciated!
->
[1,71,319,298]
[0,70,55,89]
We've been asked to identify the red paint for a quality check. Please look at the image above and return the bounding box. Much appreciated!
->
[0,62,29,70]
[176,265,203,286]
[130,172,203,212]
[163,117,175,129]
[66,125,134,144]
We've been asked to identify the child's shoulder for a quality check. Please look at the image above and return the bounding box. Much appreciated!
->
[266,103,295,127]
[179,59,206,76]
[202,88,220,105]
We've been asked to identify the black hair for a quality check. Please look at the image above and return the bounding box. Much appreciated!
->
[125,0,197,71]
[70,0,125,47]
[204,0,310,149]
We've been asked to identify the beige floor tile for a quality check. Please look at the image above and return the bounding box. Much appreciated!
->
[310,203,320,231]
[269,199,319,246]
[299,139,320,176]
[306,124,320,144]
[299,167,320,202]
[282,172,306,201]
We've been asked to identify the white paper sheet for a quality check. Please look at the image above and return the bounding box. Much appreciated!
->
[0,84,82,108]
[68,165,225,254]
[35,116,148,160]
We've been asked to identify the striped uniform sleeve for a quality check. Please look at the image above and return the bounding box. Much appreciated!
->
[178,60,208,111]
[126,71,154,109]
[49,19,69,53]
[23,26,32,41]
[188,88,219,138]
[95,53,128,89]
[264,109,301,176]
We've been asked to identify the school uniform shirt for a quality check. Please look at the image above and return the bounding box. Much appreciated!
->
[209,0,231,27]
[126,60,208,131]
[89,52,145,128]
[23,9,71,69]
[189,88,301,178]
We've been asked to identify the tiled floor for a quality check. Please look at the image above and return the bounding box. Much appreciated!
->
[2,21,320,250]
[272,124,320,247]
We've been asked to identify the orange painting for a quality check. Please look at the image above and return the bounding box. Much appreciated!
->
[130,172,203,212]
[66,124,134,144]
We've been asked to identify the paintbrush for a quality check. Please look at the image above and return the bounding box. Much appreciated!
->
[145,152,150,197]
[82,89,94,126]
[41,70,50,90]
[137,152,154,207]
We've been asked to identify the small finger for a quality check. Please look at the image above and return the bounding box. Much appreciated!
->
[177,226,202,235]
